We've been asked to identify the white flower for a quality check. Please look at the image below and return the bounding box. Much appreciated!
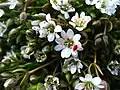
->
[69,12,91,31]
[63,57,83,74]
[46,13,56,26]
[44,14,62,42]
[50,0,75,19]
[85,0,98,5]
[107,60,120,75]
[47,25,62,42]
[21,46,34,59]
[8,0,19,9]
[85,0,120,15]
[44,75,60,90]
[0,22,7,37]
[54,29,83,58]
[75,74,104,90]
[94,0,120,15]
[31,14,62,41]
[31,20,48,38]
[0,0,21,9]
[0,9,5,17]
[34,51,47,62]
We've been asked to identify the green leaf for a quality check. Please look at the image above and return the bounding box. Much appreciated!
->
[37,83,45,90]
[27,84,37,90]
[20,72,30,86]
[12,68,27,73]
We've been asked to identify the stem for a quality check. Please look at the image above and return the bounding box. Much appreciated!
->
[23,0,30,12]
[29,60,56,74]
[94,52,96,63]
[103,23,107,35]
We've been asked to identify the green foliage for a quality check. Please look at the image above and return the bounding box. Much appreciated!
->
[0,0,120,90]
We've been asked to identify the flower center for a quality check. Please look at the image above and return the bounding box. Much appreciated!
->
[47,24,54,33]
[64,39,74,48]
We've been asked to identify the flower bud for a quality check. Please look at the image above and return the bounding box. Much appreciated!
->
[6,19,14,27]
[0,72,12,78]
[1,58,11,66]
[19,12,27,22]
[114,45,120,55]
[21,46,34,59]
[8,28,19,39]
[30,75,38,83]
[42,45,51,53]
[4,78,17,88]
[34,51,47,62]
[28,42,36,47]
[26,29,36,38]
[14,17,21,25]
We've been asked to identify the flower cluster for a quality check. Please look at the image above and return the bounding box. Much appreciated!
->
[75,74,104,90]
[63,57,83,74]
[31,13,62,42]
[1,0,120,89]
[85,0,120,15]
[44,75,60,90]
[50,0,75,19]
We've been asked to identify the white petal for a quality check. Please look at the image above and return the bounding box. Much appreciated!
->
[32,26,40,31]
[39,29,47,38]
[69,21,76,27]
[70,65,76,74]
[9,4,16,9]
[95,2,102,9]
[71,13,79,22]
[78,69,81,73]
[85,0,97,5]
[55,38,64,45]
[85,74,92,81]
[75,83,85,90]
[56,0,62,5]
[80,12,85,18]
[92,77,101,86]
[76,27,84,31]
[39,21,49,29]
[55,33,60,38]
[0,9,4,17]
[72,50,78,57]
[51,4,61,10]
[46,13,51,22]
[49,21,56,26]
[79,77,85,82]
[61,48,71,58]
[54,45,65,51]
[67,29,74,39]
[63,0,68,5]
[68,7,75,12]
[97,85,104,88]
[77,61,83,69]
[31,20,39,26]
[47,33,55,42]
[61,11,70,19]
[73,34,81,42]
[61,30,67,40]
[54,25,62,32]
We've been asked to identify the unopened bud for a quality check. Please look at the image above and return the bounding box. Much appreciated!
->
[20,12,27,22]
[4,78,17,88]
